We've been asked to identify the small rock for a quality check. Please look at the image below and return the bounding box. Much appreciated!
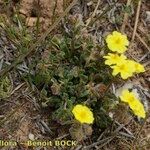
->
[146,11,150,23]
[87,1,93,6]
[28,133,34,140]
[26,17,38,27]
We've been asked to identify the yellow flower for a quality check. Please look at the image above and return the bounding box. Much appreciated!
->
[134,63,145,73]
[111,60,134,79]
[72,104,94,124]
[103,53,127,66]
[120,89,135,103]
[119,89,146,118]
[106,31,129,53]
[129,99,146,118]
[127,60,145,73]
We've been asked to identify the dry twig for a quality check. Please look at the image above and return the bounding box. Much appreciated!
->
[128,23,150,62]
[85,0,101,27]
[121,0,132,32]
[131,0,142,42]
[132,116,149,148]
[82,119,132,150]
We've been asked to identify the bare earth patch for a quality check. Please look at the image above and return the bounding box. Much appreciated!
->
[19,0,64,31]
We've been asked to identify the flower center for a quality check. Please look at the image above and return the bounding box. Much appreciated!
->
[119,64,125,71]
[80,111,86,118]
[115,38,121,44]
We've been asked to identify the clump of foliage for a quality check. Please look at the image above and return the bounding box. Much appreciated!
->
[30,15,146,141]
[32,16,114,128]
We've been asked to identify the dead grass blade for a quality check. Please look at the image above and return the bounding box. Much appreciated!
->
[121,0,132,32]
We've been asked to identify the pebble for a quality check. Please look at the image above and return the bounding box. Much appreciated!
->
[146,11,150,23]
[28,133,35,140]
